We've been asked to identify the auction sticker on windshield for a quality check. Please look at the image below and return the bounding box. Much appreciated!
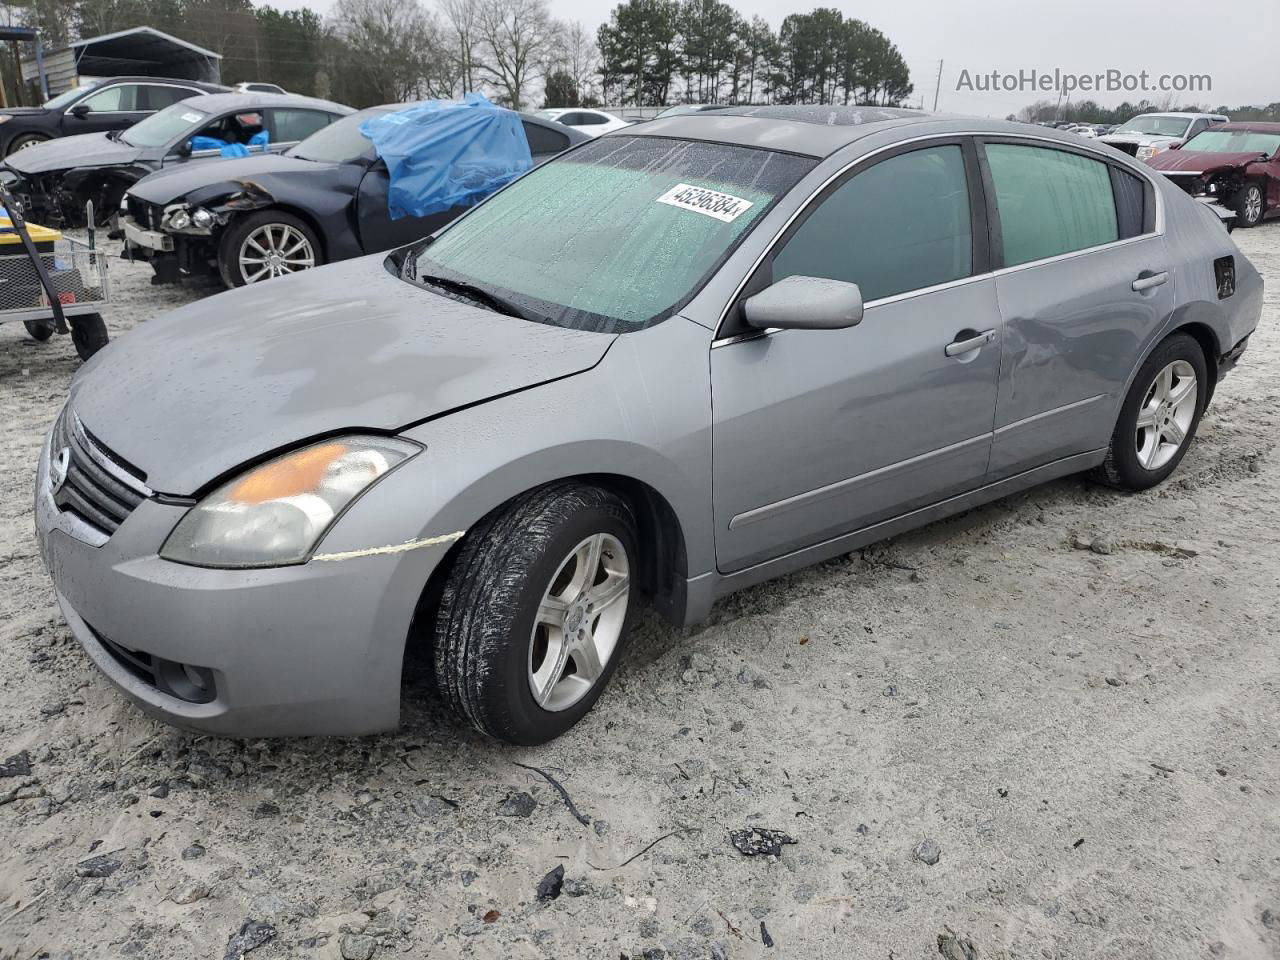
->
[180,112,202,123]
[657,183,754,223]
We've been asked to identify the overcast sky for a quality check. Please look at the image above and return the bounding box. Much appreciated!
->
[283,0,1278,115]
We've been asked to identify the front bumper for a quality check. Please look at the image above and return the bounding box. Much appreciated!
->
[33,428,429,737]
[123,216,173,252]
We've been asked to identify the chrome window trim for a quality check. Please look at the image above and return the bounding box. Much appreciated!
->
[710,130,1168,344]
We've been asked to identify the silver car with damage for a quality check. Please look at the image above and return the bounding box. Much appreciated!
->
[35,106,1263,744]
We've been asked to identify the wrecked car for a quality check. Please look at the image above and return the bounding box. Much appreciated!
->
[1099,112,1228,161]
[120,99,588,287]
[0,92,352,226]
[34,109,1261,743]
[1147,122,1280,228]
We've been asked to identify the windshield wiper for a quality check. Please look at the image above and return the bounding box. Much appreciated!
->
[418,272,543,323]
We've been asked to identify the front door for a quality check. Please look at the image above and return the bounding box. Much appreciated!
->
[980,139,1176,477]
[711,140,1003,573]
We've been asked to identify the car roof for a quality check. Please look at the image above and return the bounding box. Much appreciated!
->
[1129,111,1227,120]
[181,92,354,114]
[82,75,227,90]
[1216,121,1280,132]
[629,107,1100,159]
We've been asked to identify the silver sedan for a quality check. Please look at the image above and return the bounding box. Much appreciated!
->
[35,106,1263,743]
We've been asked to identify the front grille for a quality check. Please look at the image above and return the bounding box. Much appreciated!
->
[49,408,150,538]
[1111,142,1140,157]
[127,195,157,231]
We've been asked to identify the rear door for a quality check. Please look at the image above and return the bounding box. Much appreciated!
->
[710,139,1003,572]
[980,138,1175,478]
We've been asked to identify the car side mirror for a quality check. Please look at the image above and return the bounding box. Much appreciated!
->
[68,103,90,119]
[1168,142,1182,150]
[175,140,193,157]
[743,275,864,331]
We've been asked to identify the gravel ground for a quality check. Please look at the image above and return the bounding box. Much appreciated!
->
[1,228,1278,960]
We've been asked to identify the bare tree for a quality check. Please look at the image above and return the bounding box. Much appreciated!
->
[476,0,557,110]
[553,19,600,105]
[332,0,442,102]
[440,0,481,94]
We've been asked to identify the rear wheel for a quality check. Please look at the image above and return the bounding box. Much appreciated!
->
[434,483,639,744]
[218,210,322,288]
[68,313,109,361]
[1094,333,1207,490]
[1231,183,1265,228]
[6,133,49,156]
[23,320,53,341]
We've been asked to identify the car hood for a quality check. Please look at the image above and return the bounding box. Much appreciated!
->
[6,131,141,174]
[69,256,617,495]
[129,152,328,204]
[1148,149,1266,173]
[1100,133,1177,147]
[0,107,51,117]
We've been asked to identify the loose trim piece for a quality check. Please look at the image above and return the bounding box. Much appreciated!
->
[312,530,465,562]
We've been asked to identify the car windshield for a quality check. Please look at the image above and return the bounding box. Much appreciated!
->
[400,135,815,334]
[287,111,377,163]
[1115,115,1192,138]
[1181,129,1280,156]
[120,103,209,148]
[43,84,96,109]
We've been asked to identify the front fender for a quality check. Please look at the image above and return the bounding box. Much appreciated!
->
[315,315,715,609]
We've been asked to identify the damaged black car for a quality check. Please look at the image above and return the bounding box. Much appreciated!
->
[0,92,352,226]
[119,104,589,288]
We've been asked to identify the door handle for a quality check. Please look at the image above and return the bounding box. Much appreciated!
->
[1131,271,1169,292]
[944,329,997,358]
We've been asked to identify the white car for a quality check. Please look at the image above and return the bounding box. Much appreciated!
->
[1100,112,1229,161]
[534,108,630,137]
[1066,124,1099,139]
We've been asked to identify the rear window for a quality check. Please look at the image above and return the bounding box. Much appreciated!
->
[406,136,816,333]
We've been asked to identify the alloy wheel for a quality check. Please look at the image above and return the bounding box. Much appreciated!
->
[1135,359,1197,471]
[529,533,630,712]
[1245,186,1263,224]
[239,224,315,283]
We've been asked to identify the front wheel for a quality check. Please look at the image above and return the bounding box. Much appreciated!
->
[1094,332,1207,490]
[434,483,639,745]
[1230,183,1265,228]
[218,210,323,288]
[23,320,53,341]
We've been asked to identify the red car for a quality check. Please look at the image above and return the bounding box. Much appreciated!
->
[1147,122,1280,228]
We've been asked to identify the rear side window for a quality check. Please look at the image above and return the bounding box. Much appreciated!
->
[772,144,972,303]
[1110,167,1147,239]
[141,85,198,110]
[522,121,570,155]
[270,109,332,143]
[986,144,1118,267]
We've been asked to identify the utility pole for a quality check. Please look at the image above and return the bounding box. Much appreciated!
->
[932,59,943,112]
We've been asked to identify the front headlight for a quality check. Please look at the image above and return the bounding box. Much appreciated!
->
[160,436,421,568]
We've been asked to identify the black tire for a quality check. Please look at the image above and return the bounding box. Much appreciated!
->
[23,320,53,341]
[434,483,640,745]
[218,210,323,289]
[68,313,109,361]
[6,133,49,156]
[1230,182,1265,228]
[1093,332,1208,490]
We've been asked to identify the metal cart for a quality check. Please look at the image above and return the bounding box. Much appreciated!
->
[0,197,110,360]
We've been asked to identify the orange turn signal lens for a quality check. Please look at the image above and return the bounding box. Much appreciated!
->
[228,443,348,504]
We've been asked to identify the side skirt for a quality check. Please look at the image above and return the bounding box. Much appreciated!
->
[675,448,1107,627]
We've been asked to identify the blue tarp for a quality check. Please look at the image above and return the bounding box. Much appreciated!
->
[191,130,269,158]
[360,94,533,220]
